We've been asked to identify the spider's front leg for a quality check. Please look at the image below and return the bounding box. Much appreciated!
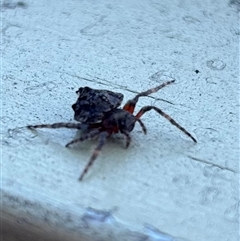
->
[123,80,175,114]
[79,131,108,181]
[121,130,131,148]
[120,119,147,148]
[136,106,197,143]
[136,119,147,134]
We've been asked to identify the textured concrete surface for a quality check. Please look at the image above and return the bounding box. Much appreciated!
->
[1,0,239,241]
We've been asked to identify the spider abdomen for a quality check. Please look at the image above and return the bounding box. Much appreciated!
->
[72,87,123,124]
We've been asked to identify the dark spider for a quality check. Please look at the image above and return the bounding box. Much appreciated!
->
[27,80,197,181]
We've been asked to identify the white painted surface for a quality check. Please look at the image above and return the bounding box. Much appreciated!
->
[1,0,239,240]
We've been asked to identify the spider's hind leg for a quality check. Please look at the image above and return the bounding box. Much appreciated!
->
[123,80,175,114]
[79,131,108,181]
[27,122,83,130]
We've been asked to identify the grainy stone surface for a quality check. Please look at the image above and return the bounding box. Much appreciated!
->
[1,0,239,241]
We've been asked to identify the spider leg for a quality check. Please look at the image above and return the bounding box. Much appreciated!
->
[123,80,175,114]
[136,119,147,134]
[27,122,84,130]
[79,131,108,181]
[65,129,100,147]
[121,130,131,148]
[135,106,197,143]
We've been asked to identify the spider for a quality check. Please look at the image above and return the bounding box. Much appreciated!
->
[27,80,197,181]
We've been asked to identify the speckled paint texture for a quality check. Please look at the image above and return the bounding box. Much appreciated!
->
[1,0,239,241]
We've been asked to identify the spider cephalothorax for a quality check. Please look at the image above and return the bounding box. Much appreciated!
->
[27,80,197,181]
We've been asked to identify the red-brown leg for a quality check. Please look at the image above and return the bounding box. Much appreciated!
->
[123,80,175,114]
[136,106,197,143]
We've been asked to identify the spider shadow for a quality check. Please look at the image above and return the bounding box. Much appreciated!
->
[66,129,137,179]
[134,128,197,158]
[66,129,127,156]
[69,127,196,181]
